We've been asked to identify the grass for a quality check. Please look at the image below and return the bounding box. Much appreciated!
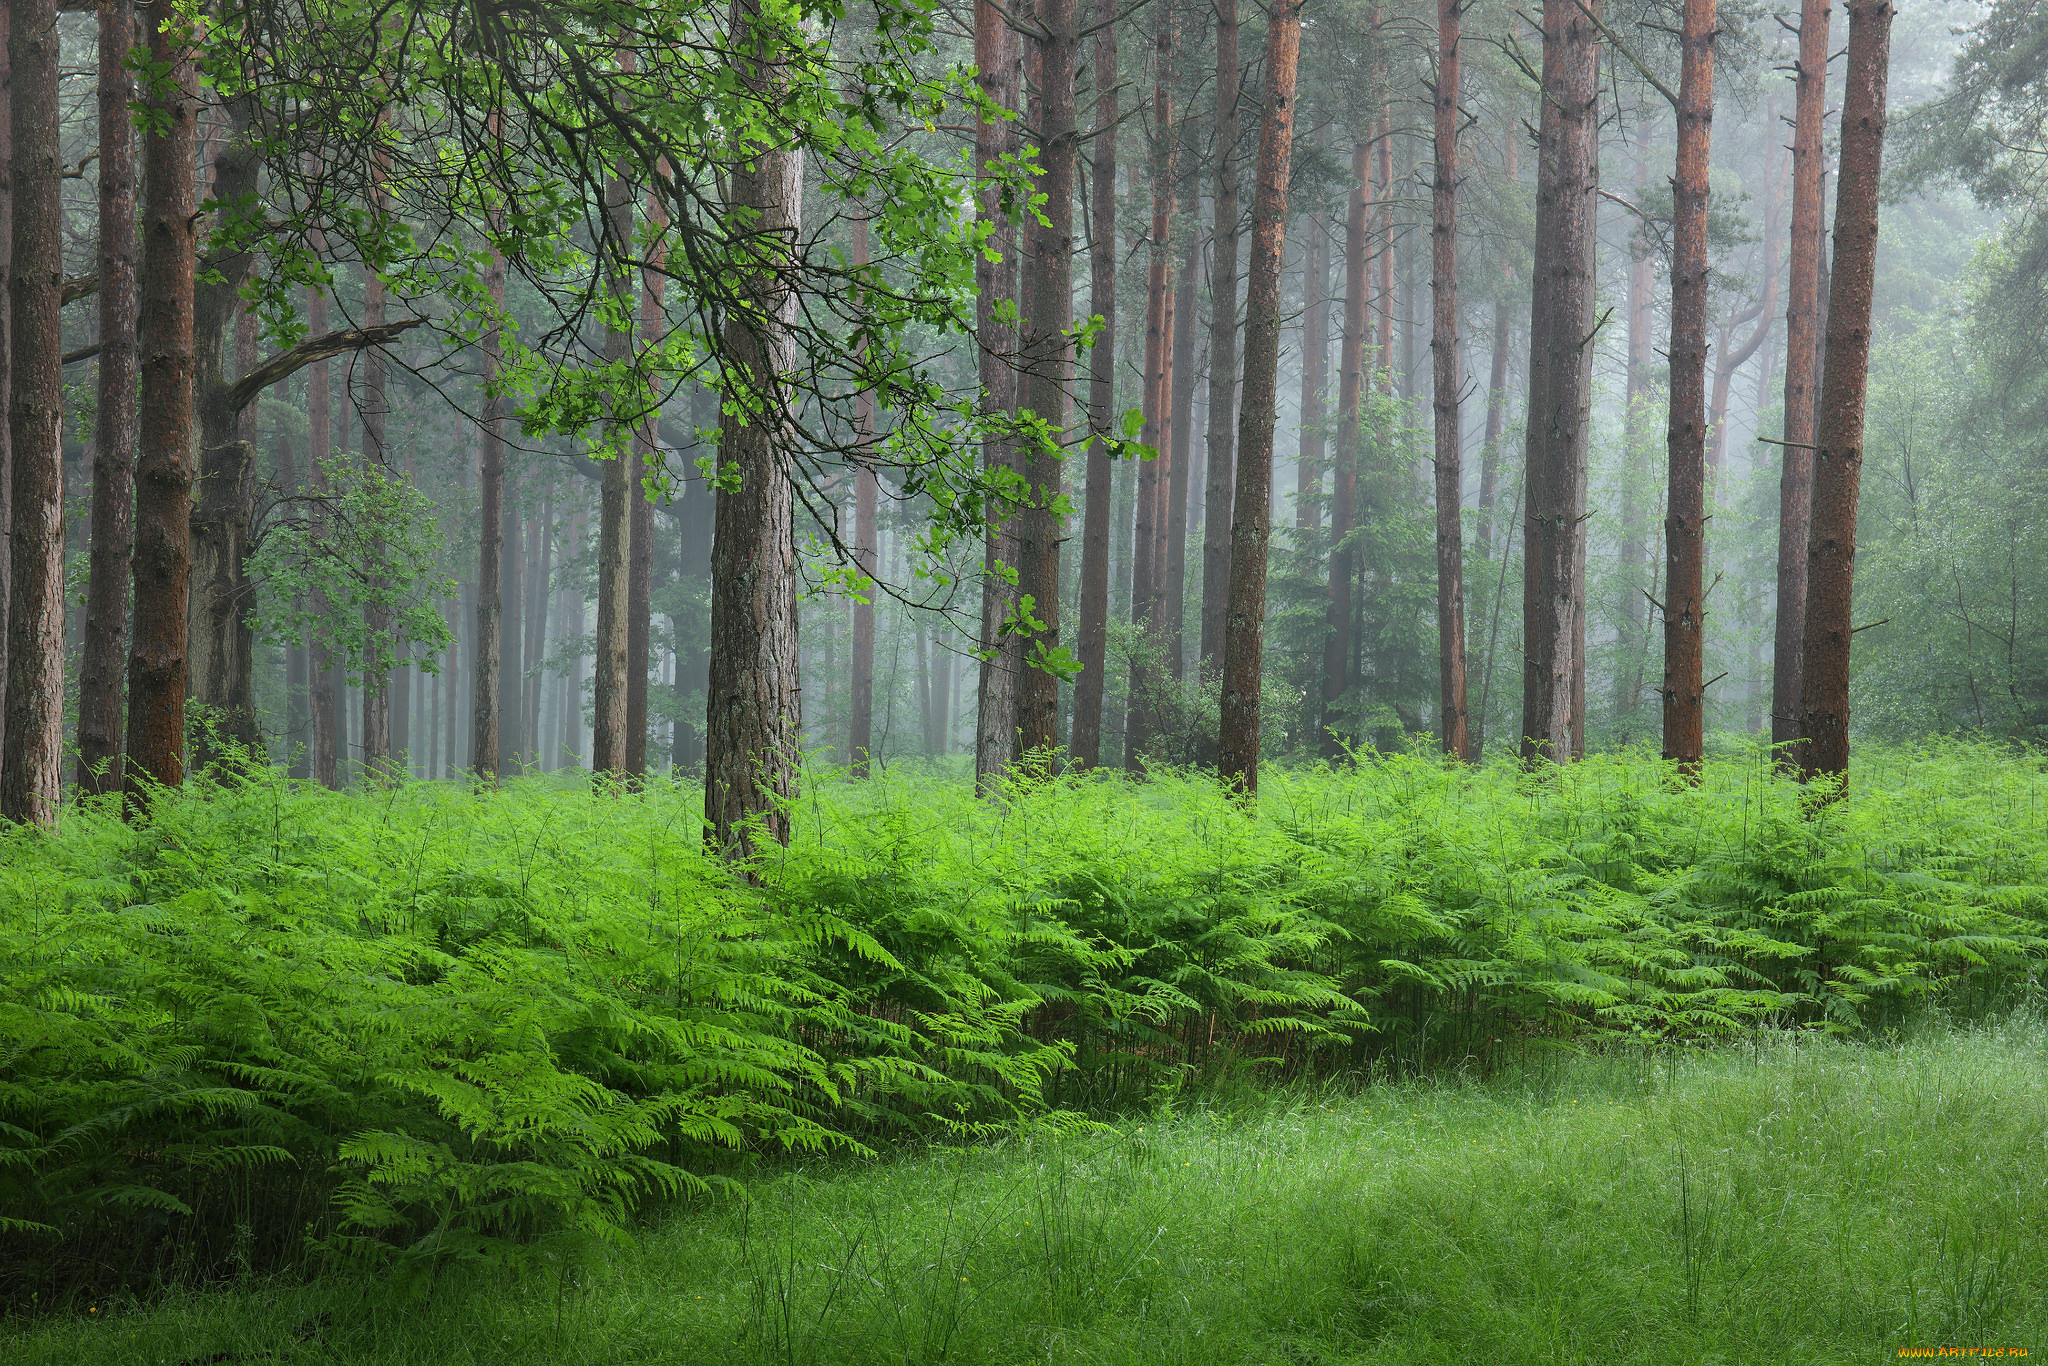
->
[10,1013,2046,1365]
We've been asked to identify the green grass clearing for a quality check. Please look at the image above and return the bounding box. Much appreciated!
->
[11,1015,2046,1366]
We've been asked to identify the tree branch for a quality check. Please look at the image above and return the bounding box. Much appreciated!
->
[223,320,425,416]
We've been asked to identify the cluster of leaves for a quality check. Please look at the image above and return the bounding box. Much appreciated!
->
[4,741,2044,1299]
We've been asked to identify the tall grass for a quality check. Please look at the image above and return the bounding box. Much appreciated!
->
[2,738,2044,1296]
[9,1016,2046,1363]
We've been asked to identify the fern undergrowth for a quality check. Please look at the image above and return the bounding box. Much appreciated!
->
[2,736,2043,1301]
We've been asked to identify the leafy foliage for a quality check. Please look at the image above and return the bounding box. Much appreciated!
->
[3,743,2044,1298]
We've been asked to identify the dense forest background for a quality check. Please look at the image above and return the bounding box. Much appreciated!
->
[2,0,2037,809]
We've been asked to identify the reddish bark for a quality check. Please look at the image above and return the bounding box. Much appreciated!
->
[1215,0,1301,797]
[1163,232,1200,679]
[591,165,633,780]
[307,281,338,788]
[1613,119,1651,723]
[1661,0,1716,773]
[1773,0,1832,759]
[1431,0,1469,761]
[1198,0,1241,675]
[1017,0,1078,760]
[626,189,668,782]
[1069,0,1118,768]
[1298,150,1329,533]
[78,0,137,797]
[473,238,506,781]
[1797,0,1894,787]
[3,0,63,824]
[1517,0,1601,765]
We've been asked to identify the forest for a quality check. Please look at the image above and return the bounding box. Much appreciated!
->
[4,0,2048,1359]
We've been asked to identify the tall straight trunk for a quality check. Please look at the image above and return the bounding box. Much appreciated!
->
[1162,231,1198,679]
[1707,129,1782,484]
[626,188,667,782]
[1797,0,1893,786]
[473,242,505,779]
[1069,0,1118,768]
[1215,0,1301,797]
[526,495,553,761]
[705,0,804,858]
[119,3,193,807]
[1773,0,1831,757]
[1198,0,1241,674]
[1125,14,1177,767]
[1016,0,1078,760]
[307,285,338,788]
[279,427,307,777]
[358,257,391,771]
[1431,0,1468,761]
[1476,297,1510,553]
[931,629,952,755]
[850,217,879,775]
[1517,0,1601,764]
[1660,0,1715,773]
[442,593,460,775]
[1298,161,1329,532]
[972,0,1023,791]
[1613,120,1651,721]
[0,3,12,753]
[497,470,523,770]
[1322,139,1372,757]
[591,164,633,780]
[79,0,137,798]
[2,0,62,824]
[1375,115,1395,393]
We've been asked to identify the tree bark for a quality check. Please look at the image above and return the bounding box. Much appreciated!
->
[1517,0,1601,765]
[525,495,552,762]
[472,243,505,781]
[3,0,63,825]
[849,218,879,775]
[1215,0,1301,797]
[1773,0,1831,760]
[1322,138,1372,757]
[706,0,804,858]
[1198,0,1241,675]
[0,3,14,754]
[591,163,633,780]
[78,0,137,798]
[972,0,1023,791]
[1613,119,1651,723]
[1797,0,1893,786]
[1124,12,1176,768]
[1298,141,1329,534]
[1016,0,1078,761]
[1660,0,1716,773]
[1431,0,1469,761]
[1476,296,1510,555]
[1069,0,1118,768]
[355,257,390,773]
[307,283,338,788]
[625,190,666,782]
[1162,229,1199,680]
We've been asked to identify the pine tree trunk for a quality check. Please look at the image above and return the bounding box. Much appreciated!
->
[1198,0,1241,676]
[1797,0,1894,787]
[497,465,523,772]
[1431,0,1468,761]
[1125,14,1177,769]
[1069,0,1118,768]
[123,1,196,809]
[472,240,505,781]
[625,447,652,780]
[1162,232,1199,681]
[1298,142,1329,534]
[355,255,393,772]
[1772,0,1831,759]
[1660,0,1715,773]
[527,494,553,763]
[1517,0,1601,765]
[1375,112,1395,395]
[78,0,137,798]
[2,0,63,825]
[1322,139,1372,757]
[1017,0,1078,760]
[706,0,804,858]
[972,0,1023,792]
[1216,0,1301,797]
[307,283,338,788]
[1613,121,1650,724]
[850,216,879,776]
[591,165,633,781]
[1477,296,1510,555]
[0,5,12,761]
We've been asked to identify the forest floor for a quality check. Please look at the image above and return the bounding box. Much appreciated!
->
[9,1015,2046,1366]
